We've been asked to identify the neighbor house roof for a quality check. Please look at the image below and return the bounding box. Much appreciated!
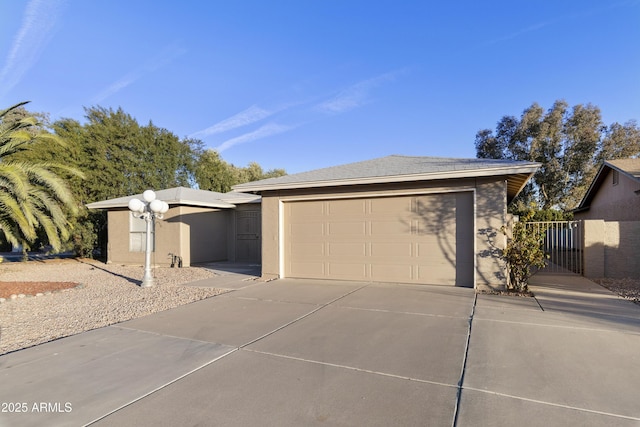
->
[233,155,540,202]
[575,158,640,211]
[86,187,261,210]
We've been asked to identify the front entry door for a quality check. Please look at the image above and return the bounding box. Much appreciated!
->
[236,210,261,262]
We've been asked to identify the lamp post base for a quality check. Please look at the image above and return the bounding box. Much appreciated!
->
[141,277,155,288]
[141,269,154,287]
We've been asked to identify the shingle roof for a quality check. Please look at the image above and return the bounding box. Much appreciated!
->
[86,187,260,210]
[607,158,640,180]
[233,155,540,200]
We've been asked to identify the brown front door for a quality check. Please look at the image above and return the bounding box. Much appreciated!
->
[236,210,261,262]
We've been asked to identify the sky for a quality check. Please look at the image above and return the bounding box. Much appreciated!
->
[1,0,639,174]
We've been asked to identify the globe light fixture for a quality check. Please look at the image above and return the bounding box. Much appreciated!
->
[127,190,169,287]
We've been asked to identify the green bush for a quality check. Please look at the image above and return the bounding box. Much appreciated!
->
[501,210,547,292]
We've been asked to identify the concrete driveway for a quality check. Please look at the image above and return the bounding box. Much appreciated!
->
[1,273,639,426]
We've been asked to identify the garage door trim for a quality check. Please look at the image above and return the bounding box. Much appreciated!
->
[278,188,476,286]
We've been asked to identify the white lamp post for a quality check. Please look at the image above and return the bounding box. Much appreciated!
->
[128,190,169,287]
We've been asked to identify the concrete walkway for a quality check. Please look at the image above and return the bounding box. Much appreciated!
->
[458,273,640,426]
[0,268,638,426]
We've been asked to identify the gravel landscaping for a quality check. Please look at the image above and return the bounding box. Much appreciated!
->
[596,277,640,304]
[0,258,225,355]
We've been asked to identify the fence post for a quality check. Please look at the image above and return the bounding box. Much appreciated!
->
[582,220,605,278]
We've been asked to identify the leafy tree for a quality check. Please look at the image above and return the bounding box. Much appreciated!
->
[194,149,237,192]
[476,100,639,211]
[0,102,82,252]
[195,149,286,192]
[9,104,286,256]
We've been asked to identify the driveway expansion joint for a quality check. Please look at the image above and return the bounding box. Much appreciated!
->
[460,386,640,422]
[452,292,477,427]
[238,282,372,349]
[243,348,458,389]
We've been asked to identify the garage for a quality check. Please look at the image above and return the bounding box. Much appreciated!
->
[233,155,540,289]
[284,192,474,285]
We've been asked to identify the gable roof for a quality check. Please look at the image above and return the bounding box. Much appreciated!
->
[576,158,640,211]
[86,187,260,210]
[233,155,540,201]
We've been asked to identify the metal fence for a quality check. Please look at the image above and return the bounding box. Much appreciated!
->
[525,221,583,275]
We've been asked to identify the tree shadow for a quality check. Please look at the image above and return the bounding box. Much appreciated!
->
[477,227,506,284]
[73,258,140,286]
[401,193,475,287]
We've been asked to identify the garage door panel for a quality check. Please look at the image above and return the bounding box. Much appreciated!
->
[289,201,325,216]
[370,264,413,281]
[327,199,366,215]
[370,197,412,213]
[328,262,367,278]
[370,220,411,235]
[290,222,324,237]
[417,265,457,285]
[416,242,454,258]
[284,194,474,286]
[328,221,366,236]
[327,242,366,256]
[370,242,412,257]
[290,261,325,277]
[290,242,325,257]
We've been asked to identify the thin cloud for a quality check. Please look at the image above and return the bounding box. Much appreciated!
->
[316,71,399,114]
[215,123,292,152]
[0,0,66,98]
[91,42,186,103]
[200,70,404,152]
[481,21,551,46]
[190,105,275,138]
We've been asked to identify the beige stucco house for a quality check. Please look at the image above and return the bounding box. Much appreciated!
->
[234,155,539,288]
[87,187,261,267]
[574,159,640,221]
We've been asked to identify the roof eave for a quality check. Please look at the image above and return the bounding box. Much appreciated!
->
[575,163,608,210]
[233,165,541,193]
[86,200,237,210]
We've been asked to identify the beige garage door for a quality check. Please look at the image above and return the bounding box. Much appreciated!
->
[284,192,474,286]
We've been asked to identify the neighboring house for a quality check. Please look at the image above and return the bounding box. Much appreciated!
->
[87,187,261,267]
[574,159,640,221]
[234,155,539,288]
[573,159,640,279]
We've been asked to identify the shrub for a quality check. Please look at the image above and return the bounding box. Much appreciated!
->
[501,210,547,292]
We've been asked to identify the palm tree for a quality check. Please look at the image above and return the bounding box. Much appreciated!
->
[0,102,82,252]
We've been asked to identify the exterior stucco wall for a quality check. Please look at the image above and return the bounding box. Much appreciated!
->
[260,177,508,287]
[107,207,182,267]
[106,205,240,267]
[582,219,640,279]
[575,170,640,221]
[582,220,605,278]
[474,179,508,286]
[174,206,229,265]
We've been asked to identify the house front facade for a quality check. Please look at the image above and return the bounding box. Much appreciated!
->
[234,155,539,288]
[87,187,261,267]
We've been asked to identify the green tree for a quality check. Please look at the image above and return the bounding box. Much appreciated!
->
[476,100,638,211]
[194,149,237,192]
[195,149,286,192]
[0,102,82,252]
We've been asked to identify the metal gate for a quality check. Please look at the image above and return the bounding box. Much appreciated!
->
[526,221,583,275]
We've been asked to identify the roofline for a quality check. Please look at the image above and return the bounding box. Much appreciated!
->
[575,163,608,210]
[575,160,640,210]
[606,160,640,183]
[233,164,540,193]
[86,200,237,210]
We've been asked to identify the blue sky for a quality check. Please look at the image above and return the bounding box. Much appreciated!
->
[1,1,639,174]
